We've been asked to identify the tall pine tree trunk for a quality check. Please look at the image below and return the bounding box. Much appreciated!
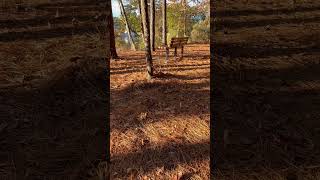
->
[104,0,111,167]
[162,0,169,62]
[118,0,136,51]
[138,1,145,41]
[140,0,153,80]
[105,0,111,59]
[150,0,155,51]
[162,0,167,46]
[183,0,187,36]
[107,0,119,59]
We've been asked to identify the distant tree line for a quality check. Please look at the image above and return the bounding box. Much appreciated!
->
[106,0,209,79]
[112,0,209,50]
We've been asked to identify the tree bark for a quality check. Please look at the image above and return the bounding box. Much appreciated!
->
[118,0,136,51]
[104,0,111,166]
[107,0,119,59]
[183,0,187,36]
[105,0,111,59]
[162,0,169,62]
[140,0,153,80]
[138,1,145,41]
[150,0,155,51]
[162,0,167,46]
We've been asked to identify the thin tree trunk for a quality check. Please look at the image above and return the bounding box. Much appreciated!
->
[104,0,111,166]
[106,0,111,59]
[140,0,153,80]
[162,0,167,45]
[138,1,145,41]
[107,0,119,59]
[150,0,155,51]
[183,0,187,36]
[118,0,136,51]
[162,0,169,62]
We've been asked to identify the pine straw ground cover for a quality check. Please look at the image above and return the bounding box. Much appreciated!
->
[212,0,320,179]
[0,1,108,179]
[0,34,109,179]
[110,44,210,179]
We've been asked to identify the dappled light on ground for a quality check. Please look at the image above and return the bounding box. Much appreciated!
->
[110,44,210,179]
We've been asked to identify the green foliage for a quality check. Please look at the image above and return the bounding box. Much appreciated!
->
[114,0,209,49]
[190,16,209,43]
[123,2,142,35]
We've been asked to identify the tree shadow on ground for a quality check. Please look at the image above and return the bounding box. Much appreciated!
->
[111,63,210,75]
[110,78,209,132]
[215,16,320,31]
[34,1,101,9]
[34,4,105,13]
[111,63,210,72]
[110,78,210,178]
[0,23,103,42]
[0,14,105,29]
[0,0,107,42]
[214,41,320,59]
[0,57,108,180]
[212,56,320,174]
[154,72,209,80]
[111,141,210,179]
[216,5,320,17]
[212,0,320,177]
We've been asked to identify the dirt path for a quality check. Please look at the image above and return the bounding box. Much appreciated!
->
[110,44,210,179]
